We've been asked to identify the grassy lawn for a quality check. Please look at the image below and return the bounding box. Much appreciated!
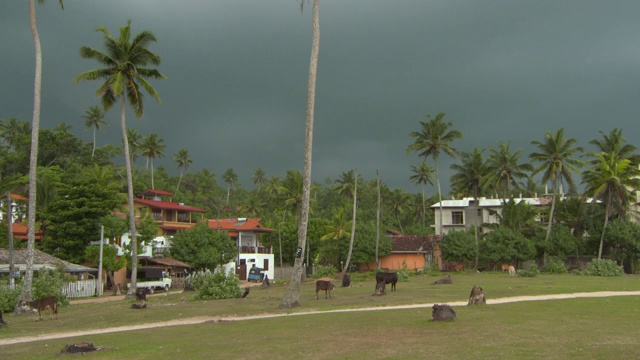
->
[2,272,640,359]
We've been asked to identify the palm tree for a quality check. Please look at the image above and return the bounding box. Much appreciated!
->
[450,148,489,268]
[582,152,640,259]
[20,0,64,312]
[252,168,267,190]
[485,141,533,198]
[140,133,166,189]
[280,0,320,309]
[222,168,238,205]
[530,128,584,252]
[125,128,142,163]
[334,170,357,201]
[278,169,305,220]
[388,189,411,234]
[174,148,192,193]
[74,20,167,296]
[589,129,640,165]
[82,105,108,158]
[406,112,462,236]
[409,162,434,228]
[0,118,31,150]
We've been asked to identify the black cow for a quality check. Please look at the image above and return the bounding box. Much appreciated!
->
[375,272,398,292]
[315,280,335,299]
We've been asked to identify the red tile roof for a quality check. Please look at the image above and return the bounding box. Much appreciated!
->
[134,198,207,213]
[206,218,272,233]
[11,222,42,240]
[390,235,441,253]
[140,189,174,197]
[10,193,28,201]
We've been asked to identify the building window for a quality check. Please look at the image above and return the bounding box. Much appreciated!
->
[177,211,189,222]
[477,208,482,217]
[451,211,463,225]
[152,209,162,221]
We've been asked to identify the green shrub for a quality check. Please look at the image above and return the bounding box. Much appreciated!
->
[517,264,540,277]
[191,269,242,300]
[33,268,68,306]
[396,262,411,282]
[577,259,624,277]
[544,261,568,274]
[311,264,338,279]
[0,282,22,313]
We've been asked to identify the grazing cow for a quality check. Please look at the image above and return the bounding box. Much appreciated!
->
[375,272,398,292]
[28,296,58,320]
[315,280,335,299]
[501,264,510,272]
[509,265,516,277]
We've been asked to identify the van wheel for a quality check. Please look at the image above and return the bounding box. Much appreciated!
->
[165,285,170,292]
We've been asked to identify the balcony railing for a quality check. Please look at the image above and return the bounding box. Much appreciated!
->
[240,246,271,254]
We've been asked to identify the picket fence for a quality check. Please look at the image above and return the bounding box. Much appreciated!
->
[61,279,98,298]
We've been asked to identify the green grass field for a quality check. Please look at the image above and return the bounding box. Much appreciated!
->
[2,272,640,359]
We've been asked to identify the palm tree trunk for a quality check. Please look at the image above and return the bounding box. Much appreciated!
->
[121,97,138,297]
[281,0,319,309]
[176,169,184,193]
[598,194,612,260]
[150,159,155,189]
[341,171,357,279]
[434,156,443,236]
[421,184,426,228]
[17,0,41,313]
[543,177,559,266]
[92,127,97,158]
[375,169,380,269]
[473,186,479,269]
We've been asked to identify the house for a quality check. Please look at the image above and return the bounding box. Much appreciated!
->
[117,189,208,257]
[431,196,550,235]
[206,218,274,281]
[0,248,97,280]
[1,193,43,241]
[360,231,442,272]
[111,256,193,290]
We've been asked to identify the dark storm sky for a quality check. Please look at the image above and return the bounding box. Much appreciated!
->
[2,0,640,195]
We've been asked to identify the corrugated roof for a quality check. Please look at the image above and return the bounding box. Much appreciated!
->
[390,235,441,253]
[0,248,96,273]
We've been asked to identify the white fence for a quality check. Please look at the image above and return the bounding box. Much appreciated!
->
[61,279,98,298]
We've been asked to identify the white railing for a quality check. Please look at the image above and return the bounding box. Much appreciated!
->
[61,279,97,298]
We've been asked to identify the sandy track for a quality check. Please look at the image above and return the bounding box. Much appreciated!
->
[1,290,639,346]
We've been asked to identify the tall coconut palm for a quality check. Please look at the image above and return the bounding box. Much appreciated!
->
[222,168,238,205]
[0,118,31,150]
[174,148,192,193]
[589,128,640,165]
[74,20,167,296]
[280,0,320,310]
[82,105,108,158]
[125,128,142,163]
[334,170,357,201]
[530,128,584,252]
[406,112,462,236]
[582,152,640,259]
[278,169,305,220]
[388,189,411,234]
[140,133,165,189]
[20,0,64,312]
[251,168,267,190]
[450,148,489,268]
[485,141,533,198]
[409,162,434,228]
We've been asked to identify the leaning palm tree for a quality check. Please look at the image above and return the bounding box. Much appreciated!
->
[140,133,166,189]
[222,168,238,205]
[582,152,640,259]
[174,148,192,193]
[485,141,533,199]
[409,162,434,228]
[334,170,357,201]
[20,0,64,312]
[74,20,167,296]
[280,0,320,310]
[82,105,108,158]
[450,148,489,268]
[530,128,584,252]
[406,112,462,236]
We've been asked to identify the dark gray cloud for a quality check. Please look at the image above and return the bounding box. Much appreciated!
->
[2,1,640,195]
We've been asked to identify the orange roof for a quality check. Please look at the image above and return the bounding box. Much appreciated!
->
[206,218,272,233]
[134,198,207,213]
[11,222,42,240]
[10,193,28,201]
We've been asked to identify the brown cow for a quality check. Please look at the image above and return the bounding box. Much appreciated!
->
[315,280,335,299]
[28,296,58,320]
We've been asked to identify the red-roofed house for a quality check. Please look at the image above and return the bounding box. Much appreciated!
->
[360,233,442,272]
[206,218,274,281]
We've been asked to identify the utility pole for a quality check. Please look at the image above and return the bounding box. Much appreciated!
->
[97,225,104,296]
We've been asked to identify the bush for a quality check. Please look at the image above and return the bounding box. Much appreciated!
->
[0,282,23,313]
[576,259,624,277]
[33,268,68,306]
[191,269,242,300]
[544,260,568,274]
[311,264,338,279]
[517,264,540,277]
[396,262,411,282]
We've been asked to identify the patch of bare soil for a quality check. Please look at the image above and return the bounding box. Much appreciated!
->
[2,291,639,346]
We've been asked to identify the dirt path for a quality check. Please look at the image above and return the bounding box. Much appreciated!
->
[2,290,639,346]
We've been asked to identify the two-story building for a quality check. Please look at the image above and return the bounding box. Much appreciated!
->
[431,196,550,235]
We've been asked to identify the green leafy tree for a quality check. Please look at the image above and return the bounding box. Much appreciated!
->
[40,176,120,263]
[602,219,640,271]
[479,227,535,266]
[75,20,167,295]
[406,112,462,236]
[440,230,477,264]
[170,223,237,271]
[85,245,126,290]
